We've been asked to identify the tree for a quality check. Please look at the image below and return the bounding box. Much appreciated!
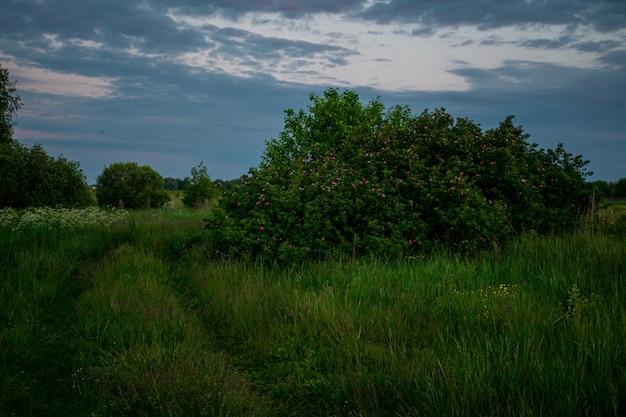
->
[0,141,94,208]
[0,66,93,208]
[592,180,612,199]
[0,64,21,205]
[615,178,626,199]
[163,177,185,191]
[0,64,21,145]
[96,162,169,209]
[203,88,593,262]
[182,162,217,208]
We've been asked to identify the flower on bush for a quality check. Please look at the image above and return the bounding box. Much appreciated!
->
[203,88,593,263]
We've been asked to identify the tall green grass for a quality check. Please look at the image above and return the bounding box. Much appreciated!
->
[0,209,127,415]
[1,206,265,416]
[1,205,624,416]
[178,232,625,416]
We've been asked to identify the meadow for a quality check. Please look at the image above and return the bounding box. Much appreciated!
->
[1,202,624,416]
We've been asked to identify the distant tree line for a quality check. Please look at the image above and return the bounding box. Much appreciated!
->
[163,177,187,191]
[592,179,626,199]
[164,176,241,192]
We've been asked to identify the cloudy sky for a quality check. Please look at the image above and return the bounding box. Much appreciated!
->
[2,0,625,182]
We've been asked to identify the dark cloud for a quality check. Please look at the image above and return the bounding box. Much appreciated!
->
[598,49,626,68]
[167,0,365,18]
[0,0,207,55]
[211,25,356,61]
[520,36,577,50]
[479,35,511,47]
[359,0,626,32]
[2,0,625,182]
[450,60,626,105]
[571,39,624,53]
[411,27,436,37]
[0,0,356,93]
[520,33,623,58]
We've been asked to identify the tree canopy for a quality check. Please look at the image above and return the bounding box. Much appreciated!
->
[204,88,593,262]
[96,162,169,209]
[0,64,21,145]
[0,65,93,208]
[1,142,94,208]
[182,162,218,208]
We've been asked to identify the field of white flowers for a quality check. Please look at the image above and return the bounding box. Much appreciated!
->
[0,207,129,230]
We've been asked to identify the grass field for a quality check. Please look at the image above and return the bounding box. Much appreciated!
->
[1,203,624,416]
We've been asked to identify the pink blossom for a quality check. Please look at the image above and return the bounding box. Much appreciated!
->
[259,227,265,231]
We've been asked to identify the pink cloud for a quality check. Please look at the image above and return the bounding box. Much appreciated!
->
[13,127,79,141]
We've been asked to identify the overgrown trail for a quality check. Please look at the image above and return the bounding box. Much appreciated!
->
[1,224,269,416]
[0,228,116,415]
[72,243,267,416]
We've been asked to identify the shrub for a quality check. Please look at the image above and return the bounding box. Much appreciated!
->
[182,162,218,208]
[0,141,94,208]
[204,88,593,262]
[96,162,169,209]
[0,66,93,209]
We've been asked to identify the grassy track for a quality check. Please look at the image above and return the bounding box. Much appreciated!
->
[1,205,624,416]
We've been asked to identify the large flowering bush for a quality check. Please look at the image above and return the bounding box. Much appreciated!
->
[205,89,592,262]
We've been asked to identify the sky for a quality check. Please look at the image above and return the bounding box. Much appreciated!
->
[1,0,625,183]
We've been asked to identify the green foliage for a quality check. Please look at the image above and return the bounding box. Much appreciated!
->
[182,162,217,208]
[0,64,21,145]
[214,177,242,191]
[0,66,93,209]
[163,176,186,190]
[96,162,169,209]
[205,88,593,262]
[0,141,94,208]
[592,179,613,199]
[592,178,626,199]
[615,178,626,199]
